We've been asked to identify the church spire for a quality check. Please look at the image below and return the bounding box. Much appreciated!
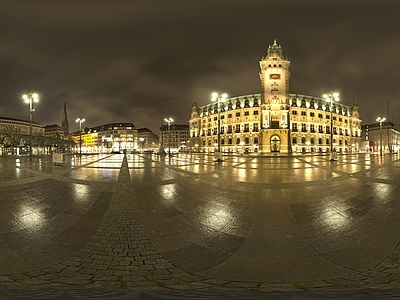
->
[61,100,69,136]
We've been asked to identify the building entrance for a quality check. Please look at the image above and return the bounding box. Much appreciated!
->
[271,135,281,152]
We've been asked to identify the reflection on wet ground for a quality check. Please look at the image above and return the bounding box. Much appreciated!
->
[0,152,400,298]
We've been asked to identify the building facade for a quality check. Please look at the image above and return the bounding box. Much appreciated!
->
[71,122,138,153]
[0,117,45,155]
[137,128,159,152]
[188,40,362,154]
[160,124,190,153]
[361,121,400,153]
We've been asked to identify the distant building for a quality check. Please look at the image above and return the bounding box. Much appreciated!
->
[45,124,64,139]
[160,124,190,153]
[0,117,44,155]
[71,122,138,153]
[361,121,400,153]
[189,40,362,154]
[137,128,159,151]
[1,117,44,136]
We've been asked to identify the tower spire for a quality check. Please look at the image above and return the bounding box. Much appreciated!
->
[266,39,285,60]
[61,100,69,136]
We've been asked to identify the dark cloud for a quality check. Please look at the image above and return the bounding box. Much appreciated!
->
[0,0,399,132]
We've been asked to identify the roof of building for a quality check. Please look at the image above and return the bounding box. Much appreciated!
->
[0,116,42,126]
[194,93,358,118]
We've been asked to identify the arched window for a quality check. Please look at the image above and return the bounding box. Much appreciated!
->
[318,138,322,144]
[292,137,297,144]
[221,139,225,145]
[245,137,250,144]
[236,138,241,144]
[228,138,232,145]
[326,138,329,145]
[254,137,259,144]
[310,137,315,144]
[301,137,306,144]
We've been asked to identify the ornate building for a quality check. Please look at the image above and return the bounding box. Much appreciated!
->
[188,40,362,154]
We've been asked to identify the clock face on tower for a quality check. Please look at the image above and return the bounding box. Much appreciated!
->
[270,74,280,80]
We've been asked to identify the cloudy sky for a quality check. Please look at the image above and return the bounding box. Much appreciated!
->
[0,0,399,133]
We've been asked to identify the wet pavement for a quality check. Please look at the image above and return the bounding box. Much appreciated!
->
[0,152,400,299]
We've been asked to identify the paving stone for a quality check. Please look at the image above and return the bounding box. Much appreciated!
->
[2,153,400,296]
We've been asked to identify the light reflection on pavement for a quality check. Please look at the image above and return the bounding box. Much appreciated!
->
[0,152,399,298]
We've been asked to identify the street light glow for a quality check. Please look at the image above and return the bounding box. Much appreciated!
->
[164,117,173,156]
[211,92,228,162]
[323,91,340,161]
[76,117,85,156]
[376,116,386,123]
[211,92,228,102]
[376,116,386,156]
[323,92,339,102]
[22,92,39,161]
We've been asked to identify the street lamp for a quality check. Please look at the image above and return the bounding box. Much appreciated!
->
[139,137,144,152]
[22,92,39,161]
[376,116,386,156]
[164,117,173,156]
[211,92,228,162]
[76,117,85,156]
[323,91,340,161]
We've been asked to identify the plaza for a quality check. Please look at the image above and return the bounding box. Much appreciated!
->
[0,152,400,298]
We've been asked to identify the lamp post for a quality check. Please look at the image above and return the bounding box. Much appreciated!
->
[164,117,173,156]
[211,92,228,162]
[139,137,144,152]
[76,117,85,156]
[376,116,386,156]
[323,91,340,161]
[22,92,39,161]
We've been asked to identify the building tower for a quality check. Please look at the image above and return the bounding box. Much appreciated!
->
[259,39,291,153]
[61,100,69,137]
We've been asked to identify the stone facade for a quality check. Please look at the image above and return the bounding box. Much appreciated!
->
[188,40,362,154]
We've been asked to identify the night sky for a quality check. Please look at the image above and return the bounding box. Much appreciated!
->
[1,0,399,133]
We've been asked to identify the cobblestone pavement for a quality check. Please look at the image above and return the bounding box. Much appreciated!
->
[0,152,400,299]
